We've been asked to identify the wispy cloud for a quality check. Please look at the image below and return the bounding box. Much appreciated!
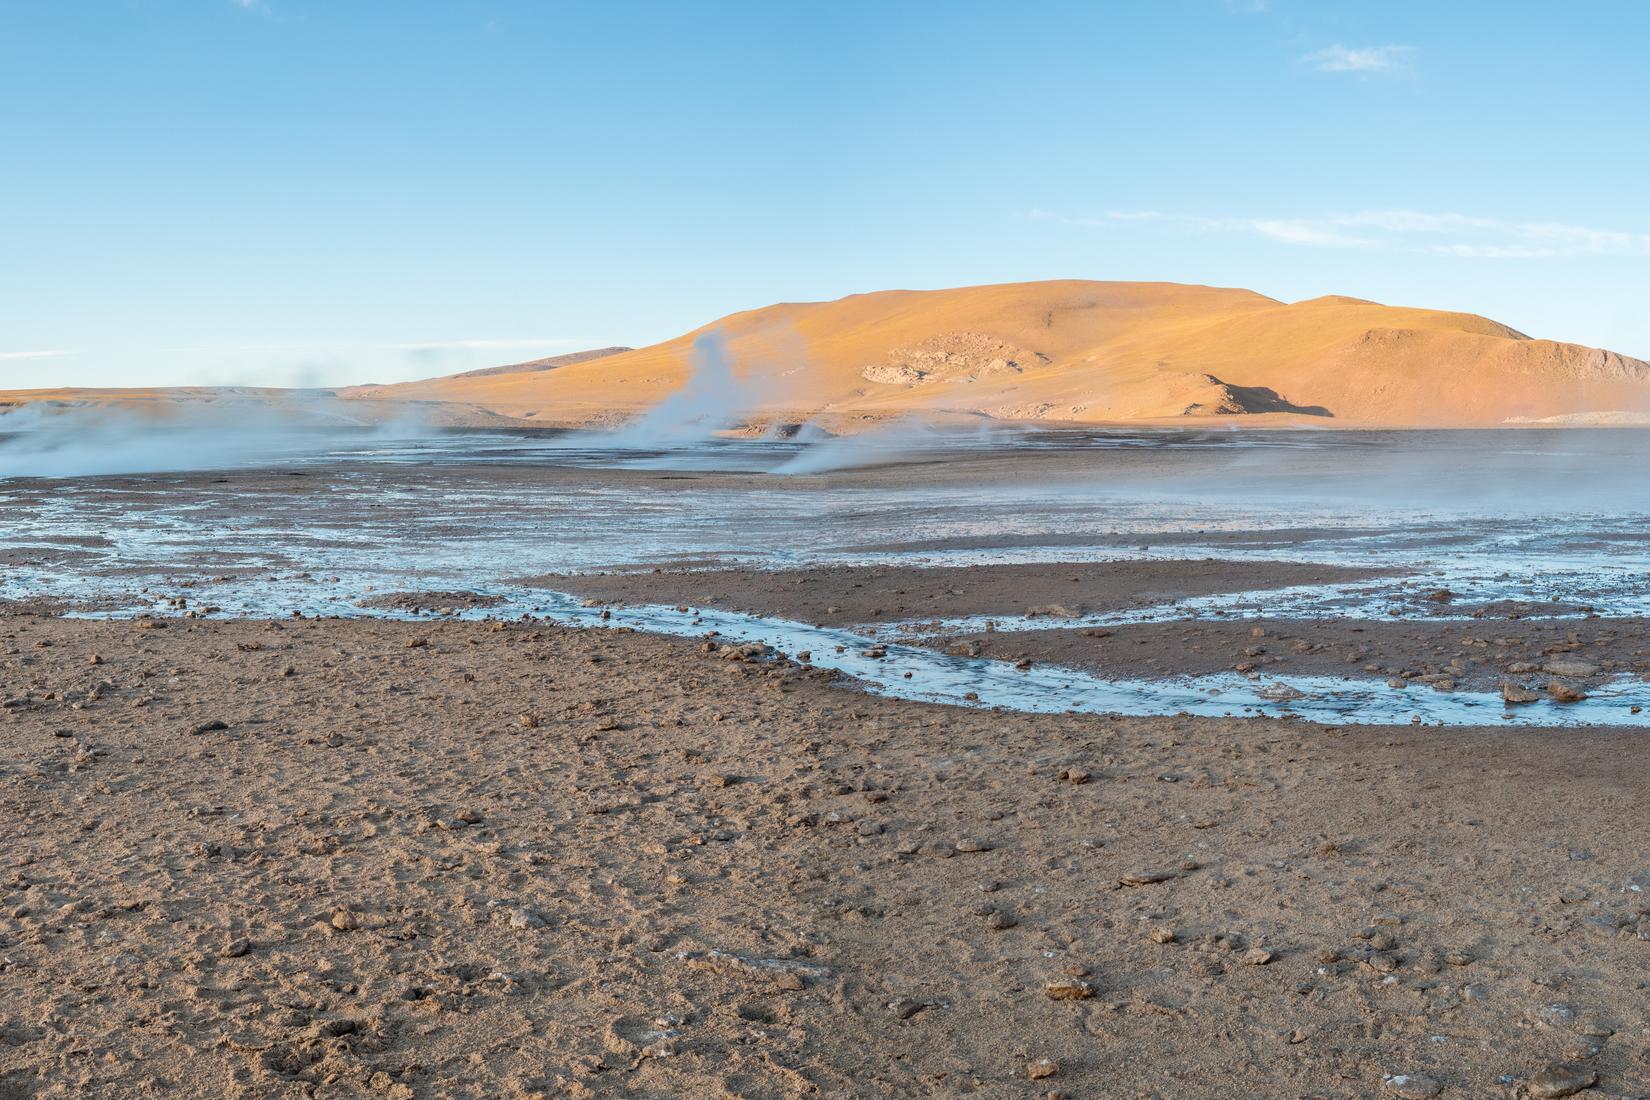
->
[1022,208,1650,259]
[1301,44,1416,76]
[0,350,75,363]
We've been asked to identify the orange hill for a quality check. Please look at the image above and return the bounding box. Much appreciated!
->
[343,281,1650,429]
[6,282,1648,430]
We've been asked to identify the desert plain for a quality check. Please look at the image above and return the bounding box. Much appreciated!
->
[2,422,1649,1100]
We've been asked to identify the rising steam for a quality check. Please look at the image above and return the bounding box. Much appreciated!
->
[0,394,433,479]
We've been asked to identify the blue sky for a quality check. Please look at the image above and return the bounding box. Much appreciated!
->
[3,1,1647,388]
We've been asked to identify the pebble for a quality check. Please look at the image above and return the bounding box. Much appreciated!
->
[1242,946,1274,966]
[221,937,251,958]
[1547,680,1588,703]
[1149,926,1177,944]
[887,997,926,1019]
[1119,869,1175,886]
[508,907,547,930]
[330,909,360,932]
[1043,977,1096,1000]
[1366,951,1400,974]
[1527,1063,1597,1098]
[984,909,1017,931]
[1383,1073,1443,1098]
[191,720,229,735]
[1502,682,1541,704]
[1027,1058,1058,1080]
[954,837,993,853]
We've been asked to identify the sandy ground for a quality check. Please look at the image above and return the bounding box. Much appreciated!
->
[4,613,1649,1099]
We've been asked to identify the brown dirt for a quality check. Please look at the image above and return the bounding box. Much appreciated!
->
[3,614,1648,1098]
[537,560,1387,628]
[920,618,1650,693]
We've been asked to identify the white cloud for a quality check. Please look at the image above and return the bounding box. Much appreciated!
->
[0,350,74,362]
[1301,44,1416,76]
[1023,208,1650,259]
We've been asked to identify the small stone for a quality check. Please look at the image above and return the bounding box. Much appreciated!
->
[1149,926,1177,944]
[221,937,251,958]
[1544,660,1599,678]
[1528,1063,1598,1099]
[1502,682,1541,704]
[1242,946,1274,966]
[984,909,1017,931]
[191,720,229,735]
[1027,1058,1058,1080]
[887,997,926,1020]
[330,909,359,932]
[508,907,547,930]
[1119,869,1175,886]
[1383,1073,1443,1098]
[1443,950,1475,967]
[954,837,993,853]
[1043,977,1096,1001]
[1366,951,1400,973]
[1547,680,1588,703]
[1062,767,1091,784]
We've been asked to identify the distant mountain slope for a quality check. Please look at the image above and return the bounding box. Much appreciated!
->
[343,280,1650,428]
[6,282,1648,430]
[447,346,632,380]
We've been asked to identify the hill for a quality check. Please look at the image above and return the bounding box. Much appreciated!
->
[343,280,1650,429]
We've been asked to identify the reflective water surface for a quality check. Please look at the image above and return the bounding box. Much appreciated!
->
[3,425,1648,727]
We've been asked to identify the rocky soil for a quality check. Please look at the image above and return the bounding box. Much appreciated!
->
[3,614,1648,1098]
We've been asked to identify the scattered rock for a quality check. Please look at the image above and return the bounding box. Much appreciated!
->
[1528,1063,1598,1098]
[1027,1058,1058,1080]
[1548,680,1589,703]
[1502,682,1541,704]
[887,997,927,1020]
[1043,977,1096,1001]
[1383,1073,1443,1098]
[954,837,994,853]
[1119,869,1175,886]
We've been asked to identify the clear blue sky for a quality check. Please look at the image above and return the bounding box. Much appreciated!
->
[3,1,1647,388]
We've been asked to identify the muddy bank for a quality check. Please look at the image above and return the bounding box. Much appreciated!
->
[3,614,1649,1098]
[920,617,1650,694]
[534,560,1389,628]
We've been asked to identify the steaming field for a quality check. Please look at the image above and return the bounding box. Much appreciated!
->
[4,426,1650,1097]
